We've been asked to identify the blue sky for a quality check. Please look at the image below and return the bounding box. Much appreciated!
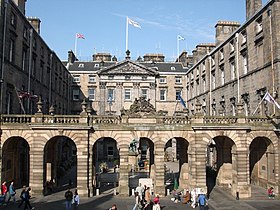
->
[26,0,269,62]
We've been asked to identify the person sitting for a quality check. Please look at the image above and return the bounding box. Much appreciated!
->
[171,189,181,203]
[182,189,191,204]
[268,187,275,199]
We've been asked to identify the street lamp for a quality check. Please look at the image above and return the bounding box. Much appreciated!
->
[208,139,216,153]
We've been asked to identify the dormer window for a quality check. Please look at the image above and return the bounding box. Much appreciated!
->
[94,63,99,68]
[171,66,176,70]
[78,63,84,68]
[241,30,247,44]
[229,40,235,53]
[219,49,224,60]
[108,75,114,80]
[125,75,131,80]
[256,16,263,34]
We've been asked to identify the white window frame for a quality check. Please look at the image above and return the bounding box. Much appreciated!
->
[108,88,115,101]
[88,88,95,101]
[159,77,166,84]
[124,88,131,101]
[141,89,148,100]
[73,75,80,83]
[88,75,96,83]
[159,89,166,101]
[175,76,182,84]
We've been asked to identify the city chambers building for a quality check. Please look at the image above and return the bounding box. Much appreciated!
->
[0,0,280,199]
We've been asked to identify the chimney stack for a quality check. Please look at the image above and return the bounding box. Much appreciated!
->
[215,21,240,45]
[13,0,27,14]
[27,17,41,34]
[246,0,262,20]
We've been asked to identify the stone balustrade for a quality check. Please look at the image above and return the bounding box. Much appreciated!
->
[0,114,273,126]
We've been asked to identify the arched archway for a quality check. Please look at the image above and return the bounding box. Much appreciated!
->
[2,137,29,188]
[249,137,275,187]
[207,136,236,194]
[43,136,77,194]
[164,137,189,191]
[92,137,120,194]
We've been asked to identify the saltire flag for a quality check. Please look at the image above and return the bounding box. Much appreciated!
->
[178,35,185,41]
[178,94,187,108]
[263,92,280,109]
[127,17,141,29]
[76,33,85,39]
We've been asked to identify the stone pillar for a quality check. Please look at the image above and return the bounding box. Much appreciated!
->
[232,150,251,198]
[29,136,44,195]
[194,143,207,192]
[76,137,90,197]
[118,144,129,196]
[88,147,93,197]
[154,143,165,196]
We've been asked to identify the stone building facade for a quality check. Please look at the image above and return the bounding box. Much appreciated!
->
[185,0,280,117]
[0,0,71,115]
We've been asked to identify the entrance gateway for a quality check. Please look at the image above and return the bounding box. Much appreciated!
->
[0,98,278,198]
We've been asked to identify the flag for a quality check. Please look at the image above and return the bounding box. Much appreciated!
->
[76,33,85,39]
[178,94,187,108]
[127,17,141,29]
[178,35,185,41]
[263,92,280,109]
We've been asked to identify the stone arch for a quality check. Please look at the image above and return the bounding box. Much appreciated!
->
[248,132,277,190]
[43,135,77,194]
[2,136,30,188]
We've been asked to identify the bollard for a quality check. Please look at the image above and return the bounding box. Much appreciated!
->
[132,189,135,196]
[167,189,170,195]
[236,192,239,200]
[96,188,100,196]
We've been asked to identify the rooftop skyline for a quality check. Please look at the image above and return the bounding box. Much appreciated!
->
[26,0,269,62]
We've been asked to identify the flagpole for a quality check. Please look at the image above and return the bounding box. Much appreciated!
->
[177,35,179,62]
[126,17,129,51]
[252,94,266,116]
[74,33,78,56]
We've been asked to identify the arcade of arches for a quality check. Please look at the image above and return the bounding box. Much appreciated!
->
[0,115,279,199]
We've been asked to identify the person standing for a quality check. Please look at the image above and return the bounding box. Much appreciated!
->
[7,181,16,203]
[23,187,35,210]
[152,194,160,210]
[197,191,207,210]
[135,183,144,201]
[144,186,151,209]
[73,189,80,210]
[65,188,73,210]
[1,181,7,203]
[190,188,197,208]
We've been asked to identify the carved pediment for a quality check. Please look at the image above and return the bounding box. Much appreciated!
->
[121,96,166,117]
[98,60,158,76]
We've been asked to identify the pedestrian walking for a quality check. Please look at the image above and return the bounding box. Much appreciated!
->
[18,185,26,208]
[65,188,73,210]
[73,189,80,210]
[7,181,16,203]
[1,181,7,203]
[132,191,141,210]
[23,187,35,210]
[197,191,208,210]
[152,194,160,210]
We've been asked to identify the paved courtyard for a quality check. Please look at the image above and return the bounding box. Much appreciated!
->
[1,185,280,210]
